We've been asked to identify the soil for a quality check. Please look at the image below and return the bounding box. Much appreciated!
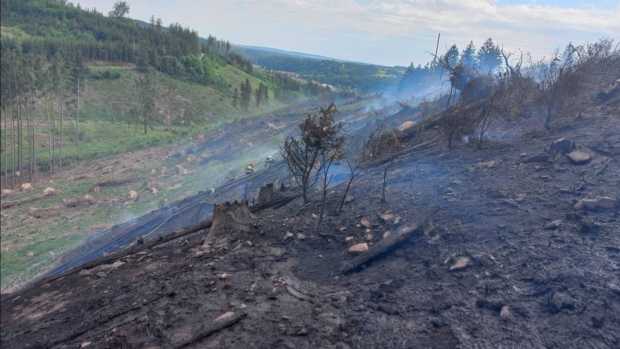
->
[1,99,619,348]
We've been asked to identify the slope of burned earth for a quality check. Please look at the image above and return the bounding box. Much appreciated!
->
[1,109,619,348]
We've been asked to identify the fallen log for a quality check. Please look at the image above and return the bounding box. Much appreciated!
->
[341,206,439,274]
[362,138,437,169]
[89,177,143,193]
[1,188,57,209]
[175,312,247,349]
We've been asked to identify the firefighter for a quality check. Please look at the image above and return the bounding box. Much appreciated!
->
[246,161,254,176]
[264,155,273,169]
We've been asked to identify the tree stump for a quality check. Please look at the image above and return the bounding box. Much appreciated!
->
[204,201,256,246]
[257,183,281,207]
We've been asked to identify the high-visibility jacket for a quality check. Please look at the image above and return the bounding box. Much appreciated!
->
[245,165,254,175]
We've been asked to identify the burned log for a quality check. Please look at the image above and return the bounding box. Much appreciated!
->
[175,312,247,348]
[204,200,256,245]
[341,206,439,274]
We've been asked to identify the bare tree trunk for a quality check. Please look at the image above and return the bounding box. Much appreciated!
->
[28,77,36,183]
[18,102,23,186]
[59,81,64,172]
[10,91,16,190]
[76,79,81,164]
[46,99,52,176]
[51,99,55,174]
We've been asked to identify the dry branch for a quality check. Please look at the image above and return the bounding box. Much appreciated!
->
[341,206,439,274]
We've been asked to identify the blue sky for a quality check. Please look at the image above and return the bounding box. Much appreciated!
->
[77,0,619,67]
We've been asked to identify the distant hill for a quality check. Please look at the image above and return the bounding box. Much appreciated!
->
[234,45,404,93]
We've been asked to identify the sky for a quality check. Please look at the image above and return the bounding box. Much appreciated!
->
[76,0,620,67]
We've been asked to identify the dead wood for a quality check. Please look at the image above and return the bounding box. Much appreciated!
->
[1,190,58,209]
[28,206,61,219]
[341,206,439,274]
[89,177,144,193]
[175,312,247,349]
[63,195,95,208]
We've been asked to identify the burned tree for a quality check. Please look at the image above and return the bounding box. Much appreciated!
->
[282,103,342,204]
[316,118,345,229]
[437,104,475,150]
[338,147,363,215]
[363,124,400,202]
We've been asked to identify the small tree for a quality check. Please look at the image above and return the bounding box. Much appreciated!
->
[437,104,475,150]
[135,68,158,135]
[380,132,400,202]
[282,103,342,204]
[316,121,345,229]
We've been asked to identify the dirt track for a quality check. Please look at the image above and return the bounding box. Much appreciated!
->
[1,100,620,348]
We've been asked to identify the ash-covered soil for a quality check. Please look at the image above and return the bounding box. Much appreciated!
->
[1,107,619,348]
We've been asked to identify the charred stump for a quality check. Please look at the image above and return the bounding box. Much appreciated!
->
[256,183,282,207]
[204,201,256,246]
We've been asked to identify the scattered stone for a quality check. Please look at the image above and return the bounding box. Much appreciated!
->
[567,150,592,165]
[449,257,471,272]
[340,227,348,232]
[366,234,374,241]
[344,194,354,203]
[96,272,107,278]
[345,236,354,242]
[450,179,462,185]
[423,224,436,237]
[214,311,235,322]
[284,232,294,240]
[220,272,229,279]
[79,269,91,276]
[297,233,306,240]
[544,220,563,229]
[348,243,369,253]
[383,231,391,238]
[379,213,395,223]
[575,197,617,211]
[80,342,92,348]
[361,218,371,228]
[500,306,512,319]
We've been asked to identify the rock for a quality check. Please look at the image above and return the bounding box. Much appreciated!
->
[521,154,550,163]
[80,342,92,348]
[340,227,348,232]
[567,150,592,165]
[477,161,496,168]
[360,218,371,228]
[220,272,229,279]
[96,272,107,278]
[549,137,574,155]
[348,243,369,253]
[366,234,374,241]
[544,220,563,229]
[449,257,471,271]
[575,197,617,211]
[397,121,417,132]
[344,194,354,203]
[297,233,306,240]
[500,306,511,319]
[379,213,396,224]
[79,269,91,276]
[214,311,235,322]
[345,236,354,242]
[383,231,391,238]
[284,232,294,240]
[423,224,436,237]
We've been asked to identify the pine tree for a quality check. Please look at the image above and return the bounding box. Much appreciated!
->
[460,41,476,68]
[476,38,502,74]
[232,87,238,107]
[240,78,252,110]
[445,44,460,68]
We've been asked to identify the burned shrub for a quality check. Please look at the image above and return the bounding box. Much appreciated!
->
[436,104,476,150]
[281,103,343,204]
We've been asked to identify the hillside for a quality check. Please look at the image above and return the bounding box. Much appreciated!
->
[1,66,619,348]
[235,45,404,93]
